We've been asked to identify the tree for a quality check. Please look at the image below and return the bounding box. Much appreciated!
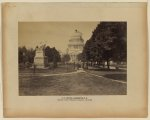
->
[19,46,36,66]
[77,53,83,61]
[18,47,23,63]
[97,22,127,68]
[82,22,127,69]
[18,46,28,65]
[26,48,35,63]
[45,46,53,62]
[45,46,61,68]
[77,53,87,69]
[51,47,61,68]
[61,54,70,63]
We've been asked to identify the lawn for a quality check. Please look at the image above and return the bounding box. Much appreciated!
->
[86,69,127,82]
[19,71,127,96]
[19,64,75,74]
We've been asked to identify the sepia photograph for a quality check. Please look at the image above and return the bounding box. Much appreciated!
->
[18,22,127,96]
[3,2,147,117]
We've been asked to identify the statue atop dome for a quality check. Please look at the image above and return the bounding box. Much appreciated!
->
[71,29,82,37]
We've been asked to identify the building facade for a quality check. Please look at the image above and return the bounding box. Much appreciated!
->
[67,30,84,63]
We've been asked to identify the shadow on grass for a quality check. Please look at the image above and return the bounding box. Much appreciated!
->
[88,68,126,72]
[103,74,127,82]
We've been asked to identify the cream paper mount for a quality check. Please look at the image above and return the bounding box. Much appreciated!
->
[2,2,148,117]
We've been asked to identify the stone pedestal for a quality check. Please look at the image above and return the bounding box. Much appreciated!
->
[34,56,48,68]
[34,46,48,68]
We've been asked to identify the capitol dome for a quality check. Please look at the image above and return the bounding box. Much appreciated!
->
[71,29,82,37]
[69,30,84,45]
[67,30,84,63]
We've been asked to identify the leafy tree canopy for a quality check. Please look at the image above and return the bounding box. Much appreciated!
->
[82,22,127,68]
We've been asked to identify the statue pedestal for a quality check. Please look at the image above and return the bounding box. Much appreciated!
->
[34,47,48,68]
[34,56,48,68]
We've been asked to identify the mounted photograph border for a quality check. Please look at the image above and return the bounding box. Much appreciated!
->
[2,2,148,118]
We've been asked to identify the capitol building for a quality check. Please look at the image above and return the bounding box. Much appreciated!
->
[67,30,84,63]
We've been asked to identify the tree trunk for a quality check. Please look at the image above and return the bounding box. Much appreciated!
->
[116,61,120,70]
[86,61,89,69]
[106,60,110,69]
[83,62,85,69]
[66,63,68,72]
[91,61,92,66]
[53,61,57,68]
[73,62,75,69]
[82,62,84,69]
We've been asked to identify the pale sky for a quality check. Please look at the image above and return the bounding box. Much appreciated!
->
[18,22,99,53]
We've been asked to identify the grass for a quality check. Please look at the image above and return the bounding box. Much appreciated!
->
[19,71,127,96]
[19,64,75,74]
[103,74,126,81]
[19,64,127,96]
[86,69,127,82]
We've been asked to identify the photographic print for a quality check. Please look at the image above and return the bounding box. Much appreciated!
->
[18,22,127,96]
[3,2,147,117]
